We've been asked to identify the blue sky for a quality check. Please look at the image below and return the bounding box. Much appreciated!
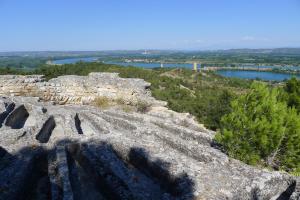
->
[0,0,300,51]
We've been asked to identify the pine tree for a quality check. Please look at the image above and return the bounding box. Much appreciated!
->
[285,77,300,112]
[215,82,300,173]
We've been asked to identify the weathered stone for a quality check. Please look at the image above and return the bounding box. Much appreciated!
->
[0,73,298,200]
[0,73,162,106]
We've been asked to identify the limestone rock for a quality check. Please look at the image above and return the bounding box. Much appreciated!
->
[0,73,298,200]
[0,73,162,106]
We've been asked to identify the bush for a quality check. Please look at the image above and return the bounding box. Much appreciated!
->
[215,82,300,172]
[284,77,300,112]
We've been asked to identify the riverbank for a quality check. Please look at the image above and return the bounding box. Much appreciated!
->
[204,66,300,74]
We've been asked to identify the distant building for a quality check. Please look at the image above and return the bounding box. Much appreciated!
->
[193,63,198,71]
[193,63,202,72]
[142,50,149,55]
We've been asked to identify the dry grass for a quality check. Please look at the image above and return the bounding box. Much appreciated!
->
[92,96,151,113]
[136,100,151,113]
[93,96,110,108]
[121,105,134,113]
[115,97,127,105]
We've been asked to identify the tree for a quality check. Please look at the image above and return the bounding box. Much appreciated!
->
[215,82,300,173]
[284,77,300,112]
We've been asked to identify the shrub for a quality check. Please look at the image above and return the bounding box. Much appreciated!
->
[284,77,300,112]
[215,82,300,172]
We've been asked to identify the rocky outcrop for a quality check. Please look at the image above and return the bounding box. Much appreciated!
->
[0,73,163,105]
[0,73,299,200]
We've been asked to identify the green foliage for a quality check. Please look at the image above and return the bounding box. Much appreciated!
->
[0,67,28,75]
[284,77,300,112]
[195,89,234,130]
[215,82,300,172]
[0,57,46,69]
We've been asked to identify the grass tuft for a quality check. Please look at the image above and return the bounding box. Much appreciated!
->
[136,100,151,113]
[93,96,110,108]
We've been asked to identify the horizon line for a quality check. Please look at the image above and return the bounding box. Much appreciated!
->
[1,47,300,53]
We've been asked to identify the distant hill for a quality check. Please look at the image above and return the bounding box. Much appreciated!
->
[207,48,300,55]
[1,48,300,58]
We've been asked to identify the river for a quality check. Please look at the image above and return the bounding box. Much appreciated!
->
[51,57,300,81]
[216,70,300,81]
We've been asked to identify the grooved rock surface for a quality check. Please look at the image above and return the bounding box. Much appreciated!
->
[0,73,299,200]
